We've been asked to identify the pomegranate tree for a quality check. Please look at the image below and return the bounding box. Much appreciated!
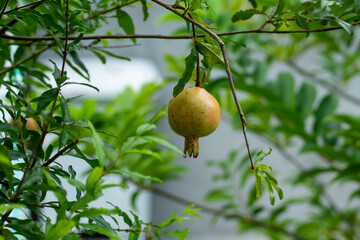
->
[168,87,221,158]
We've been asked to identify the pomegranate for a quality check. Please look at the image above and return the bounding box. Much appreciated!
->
[167,87,221,158]
[11,116,38,131]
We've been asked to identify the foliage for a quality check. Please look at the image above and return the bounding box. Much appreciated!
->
[0,0,360,239]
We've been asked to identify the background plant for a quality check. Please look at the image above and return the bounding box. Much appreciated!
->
[0,0,360,239]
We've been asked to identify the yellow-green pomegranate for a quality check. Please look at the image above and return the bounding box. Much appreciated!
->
[167,87,221,158]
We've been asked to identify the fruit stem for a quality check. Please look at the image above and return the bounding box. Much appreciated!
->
[184,136,199,158]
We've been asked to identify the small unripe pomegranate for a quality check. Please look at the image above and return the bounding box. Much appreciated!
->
[11,117,38,131]
[168,87,221,158]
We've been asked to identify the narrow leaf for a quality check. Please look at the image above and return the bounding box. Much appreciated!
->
[173,48,198,97]
[140,0,149,21]
[69,50,89,79]
[116,9,136,43]
[46,219,75,240]
[87,121,106,166]
[136,123,156,135]
[335,18,353,35]
[110,169,162,183]
[231,9,263,22]
[62,82,99,92]
[296,82,316,117]
[254,147,272,164]
[97,49,131,61]
[249,0,257,8]
[143,135,183,155]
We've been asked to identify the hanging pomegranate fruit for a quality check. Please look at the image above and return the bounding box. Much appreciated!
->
[167,87,221,158]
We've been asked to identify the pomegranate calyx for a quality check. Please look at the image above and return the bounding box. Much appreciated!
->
[184,136,199,158]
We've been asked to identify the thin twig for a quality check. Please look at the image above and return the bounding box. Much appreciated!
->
[88,0,140,19]
[136,183,310,240]
[287,59,360,106]
[253,133,358,235]
[1,21,359,42]
[43,139,80,167]
[3,0,47,15]
[275,142,358,235]
[151,0,255,169]
[0,45,51,77]
[49,0,70,116]
[0,0,47,35]
[177,6,201,87]
[0,0,10,20]
[257,1,280,31]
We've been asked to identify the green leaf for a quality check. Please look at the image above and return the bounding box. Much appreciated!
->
[182,204,202,218]
[140,0,149,21]
[249,0,257,8]
[195,39,224,70]
[314,94,338,133]
[0,39,11,60]
[67,33,84,51]
[116,9,136,43]
[62,82,99,92]
[254,147,272,164]
[143,135,183,155]
[49,60,66,85]
[90,49,106,64]
[96,49,131,61]
[296,82,316,117]
[263,177,275,205]
[86,166,103,191]
[165,229,189,240]
[295,12,309,30]
[59,129,68,148]
[335,18,353,35]
[204,188,233,203]
[87,121,106,166]
[32,88,58,112]
[0,152,11,168]
[0,204,25,213]
[254,172,262,198]
[80,224,120,240]
[120,136,148,152]
[110,169,162,183]
[42,14,65,35]
[274,0,285,15]
[231,9,264,22]
[275,72,295,106]
[122,149,162,160]
[46,219,75,240]
[76,208,118,219]
[136,123,156,135]
[69,50,89,79]
[66,177,86,191]
[173,48,198,97]
[8,150,26,160]
[190,0,202,10]
[253,61,268,85]
[356,0,360,13]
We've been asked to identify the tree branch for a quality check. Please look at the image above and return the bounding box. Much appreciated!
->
[0,45,51,77]
[255,134,358,235]
[0,0,47,35]
[138,183,310,240]
[257,0,280,31]
[3,0,46,15]
[49,0,70,116]
[287,59,360,107]
[1,21,359,42]
[88,0,140,19]
[151,0,254,169]
[43,139,80,167]
[0,0,10,21]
